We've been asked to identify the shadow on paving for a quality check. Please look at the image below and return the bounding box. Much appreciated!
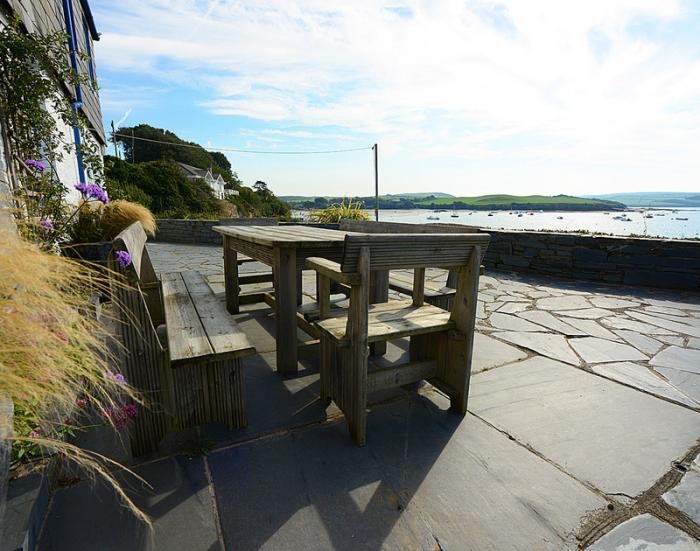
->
[38,455,221,551]
[208,392,605,551]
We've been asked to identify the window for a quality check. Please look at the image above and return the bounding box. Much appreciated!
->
[82,16,95,80]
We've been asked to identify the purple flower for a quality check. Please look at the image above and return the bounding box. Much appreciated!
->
[29,429,40,438]
[76,398,87,407]
[122,404,138,419]
[39,219,54,230]
[114,373,126,385]
[75,182,109,204]
[115,250,132,269]
[25,159,46,172]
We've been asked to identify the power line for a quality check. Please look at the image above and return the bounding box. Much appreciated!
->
[110,132,372,155]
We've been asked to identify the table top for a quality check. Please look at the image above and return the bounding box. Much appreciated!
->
[213,225,356,249]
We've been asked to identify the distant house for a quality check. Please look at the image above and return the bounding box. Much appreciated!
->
[176,162,238,200]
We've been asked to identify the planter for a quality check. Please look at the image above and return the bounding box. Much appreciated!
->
[60,241,113,265]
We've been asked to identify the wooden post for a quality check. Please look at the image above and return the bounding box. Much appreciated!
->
[369,269,389,356]
[317,274,331,320]
[347,247,370,446]
[412,267,425,306]
[274,246,298,374]
[373,143,379,221]
[223,237,239,314]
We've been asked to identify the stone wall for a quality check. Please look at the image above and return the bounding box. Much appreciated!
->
[483,230,700,291]
[151,219,700,291]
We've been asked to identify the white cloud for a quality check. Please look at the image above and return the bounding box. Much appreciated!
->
[93,0,700,193]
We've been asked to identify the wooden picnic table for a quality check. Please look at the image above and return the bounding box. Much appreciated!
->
[213,225,389,374]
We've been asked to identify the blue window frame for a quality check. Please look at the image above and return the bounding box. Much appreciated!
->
[82,16,95,80]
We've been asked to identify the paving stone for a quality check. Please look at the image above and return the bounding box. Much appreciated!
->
[656,335,687,346]
[208,394,605,551]
[646,298,700,312]
[590,297,641,309]
[527,290,552,299]
[496,295,530,303]
[497,302,530,314]
[689,338,700,349]
[569,337,648,364]
[517,311,586,337]
[469,357,700,496]
[628,311,700,338]
[650,347,700,375]
[662,470,700,527]
[657,367,700,404]
[492,331,580,365]
[645,305,690,317]
[587,514,700,551]
[485,301,505,312]
[556,308,613,320]
[472,332,528,373]
[478,292,496,303]
[592,362,699,408]
[536,295,592,311]
[39,456,222,551]
[476,300,486,320]
[601,315,677,335]
[635,310,700,328]
[490,313,546,332]
[612,330,663,356]
[560,317,622,341]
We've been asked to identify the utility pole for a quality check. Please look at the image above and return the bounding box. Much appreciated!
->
[131,129,135,163]
[373,143,379,221]
[110,120,118,158]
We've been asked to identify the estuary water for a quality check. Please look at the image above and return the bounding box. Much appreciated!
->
[323,208,700,240]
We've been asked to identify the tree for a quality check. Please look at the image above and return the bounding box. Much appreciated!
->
[253,181,271,198]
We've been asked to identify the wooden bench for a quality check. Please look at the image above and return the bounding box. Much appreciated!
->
[307,232,490,446]
[339,219,485,310]
[111,222,255,456]
[219,217,277,269]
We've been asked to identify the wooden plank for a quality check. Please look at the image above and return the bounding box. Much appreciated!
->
[367,360,437,393]
[223,236,239,314]
[238,272,274,285]
[180,271,256,359]
[317,274,331,320]
[114,222,147,277]
[316,300,453,342]
[161,272,213,363]
[389,272,453,299]
[214,225,349,249]
[340,219,479,234]
[274,246,299,374]
[341,234,491,272]
[306,257,361,285]
[412,267,425,307]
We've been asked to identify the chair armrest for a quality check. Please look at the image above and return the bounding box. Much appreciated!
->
[306,257,360,285]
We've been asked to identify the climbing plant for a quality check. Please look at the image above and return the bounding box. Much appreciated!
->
[0,16,103,240]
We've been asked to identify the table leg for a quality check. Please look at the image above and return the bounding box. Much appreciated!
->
[223,237,239,314]
[369,269,389,356]
[274,247,298,374]
[296,268,303,306]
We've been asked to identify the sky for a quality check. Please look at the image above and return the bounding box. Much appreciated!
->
[92,0,700,198]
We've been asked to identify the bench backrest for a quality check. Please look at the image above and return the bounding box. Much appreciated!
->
[340,233,490,273]
[112,222,158,285]
[339,219,480,234]
[218,217,278,226]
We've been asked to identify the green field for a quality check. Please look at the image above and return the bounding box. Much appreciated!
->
[420,195,610,208]
[586,192,700,208]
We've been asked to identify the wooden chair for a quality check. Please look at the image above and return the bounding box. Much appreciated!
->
[111,222,255,456]
[306,232,490,446]
[339,219,484,310]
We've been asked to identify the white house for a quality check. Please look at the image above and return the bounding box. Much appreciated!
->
[176,162,238,200]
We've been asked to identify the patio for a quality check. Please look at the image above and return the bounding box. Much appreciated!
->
[35,242,700,550]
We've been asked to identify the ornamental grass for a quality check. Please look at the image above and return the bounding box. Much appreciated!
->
[101,200,157,239]
[0,229,149,525]
[311,197,369,223]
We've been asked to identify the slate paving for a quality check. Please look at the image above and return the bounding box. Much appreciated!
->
[33,242,700,550]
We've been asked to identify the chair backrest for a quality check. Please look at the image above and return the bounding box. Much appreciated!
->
[218,217,278,226]
[339,219,480,234]
[112,222,158,284]
[340,233,490,273]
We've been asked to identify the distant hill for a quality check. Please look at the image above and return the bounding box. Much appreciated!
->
[585,192,700,208]
[284,193,624,211]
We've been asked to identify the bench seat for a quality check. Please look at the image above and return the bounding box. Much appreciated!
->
[316,300,454,343]
[161,271,255,365]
